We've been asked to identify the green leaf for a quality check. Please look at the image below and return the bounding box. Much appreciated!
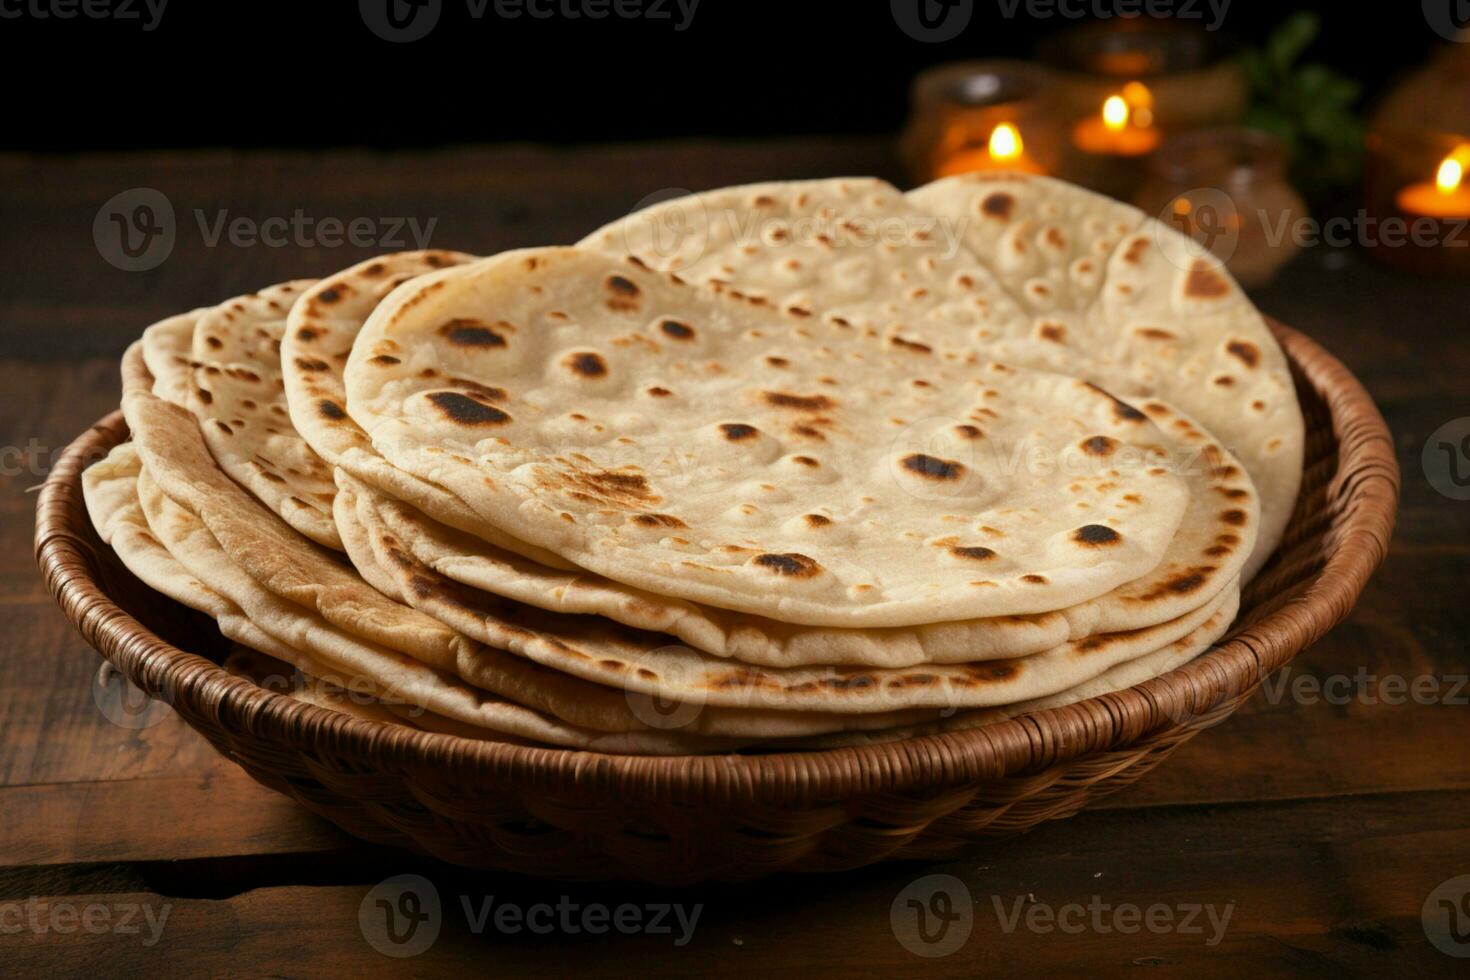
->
[1267,12,1319,71]
[1239,13,1365,203]
[1296,64,1333,98]
[1239,50,1274,91]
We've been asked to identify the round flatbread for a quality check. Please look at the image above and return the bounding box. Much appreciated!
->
[140,308,208,407]
[344,246,1195,627]
[788,585,1240,750]
[584,176,1302,579]
[349,462,1237,714]
[907,174,1301,579]
[339,389,1256,664]
[123,345,997,731]
[184,281,344,549]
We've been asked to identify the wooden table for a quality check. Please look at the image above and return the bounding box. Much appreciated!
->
[3,140,1467,976]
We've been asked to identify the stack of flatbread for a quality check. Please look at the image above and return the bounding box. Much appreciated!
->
[82,175,1302,754]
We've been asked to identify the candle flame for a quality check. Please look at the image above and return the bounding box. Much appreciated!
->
[988,123,1022,162]
[1438,144,1470,194]
[1438,157,1463,195]
[1102,96,1129,133]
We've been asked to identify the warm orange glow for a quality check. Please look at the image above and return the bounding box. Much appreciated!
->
[1122,81,1154,128]
[1436,151,1467,195]
[934,121,1043,176]
[1102,96,1129,133]
[1074,83,1160,156]
[988,123,1022,162]
[1121,81,1153,108]
[1397,143,1470,218]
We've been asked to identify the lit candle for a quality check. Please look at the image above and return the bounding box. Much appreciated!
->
[937,122,1044,176]
[1396,145,1470,218]
[1072,82,1161,157]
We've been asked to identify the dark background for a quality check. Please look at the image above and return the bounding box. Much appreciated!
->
[0,0,1444,151]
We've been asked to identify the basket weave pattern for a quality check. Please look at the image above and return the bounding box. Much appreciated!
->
[35,322,1397,883]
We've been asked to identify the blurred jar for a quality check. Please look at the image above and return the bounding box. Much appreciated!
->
[1135,129,1306,287]
[1037,19,1248,133]
[900,60,1066,184]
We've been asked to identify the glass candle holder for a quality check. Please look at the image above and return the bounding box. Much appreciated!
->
[1040,20,1247,201]
[1134,128,1307,288]
[900,60,1065,185]
[1038,19,1248,131]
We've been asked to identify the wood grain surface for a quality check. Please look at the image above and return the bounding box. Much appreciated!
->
[3,139,1467,975]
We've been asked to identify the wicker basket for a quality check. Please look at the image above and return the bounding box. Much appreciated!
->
[35,321,1397,884]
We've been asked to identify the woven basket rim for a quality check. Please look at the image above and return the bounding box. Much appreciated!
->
[36,321,1398,804]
